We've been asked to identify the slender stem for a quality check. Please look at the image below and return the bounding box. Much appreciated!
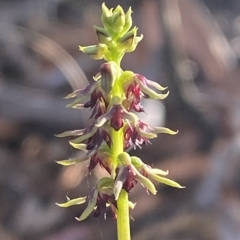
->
[111,53,131,240]
[117,190,131,240]
[111,128,131,240]
[111,128,123,170]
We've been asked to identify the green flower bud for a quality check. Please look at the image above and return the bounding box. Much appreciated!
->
[100,61,117,94]
[130,156,143,168]
[118,27,137,49]
[101,3,112,30]
[110,5,125,32]
[118,152,131,166]
[118,71,135,85]
[125,34,143,53]
[94,26,111,44]
[79,43,107,60]
[121,7,133,36]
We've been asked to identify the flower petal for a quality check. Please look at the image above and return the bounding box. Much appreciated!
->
[136,77,169,99]
[56,155,89,166]
[150,174,185,188]
[56,197,87,207]
[136,127,157,139]
[153,127,178,135]
[150,168,169,176]
[68,142,87,151]
[70,126,98,144]
[64,83,96,99]
[66,96,89,108]
[131,165,157,195]
[75,189,99,221]
[95,110,112,127]
[55,129,85,138]
[146,79,168,91]
[114,167,129,200]
[128,201,136,209]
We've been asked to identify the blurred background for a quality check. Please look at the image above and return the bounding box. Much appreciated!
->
[1,0,240,239]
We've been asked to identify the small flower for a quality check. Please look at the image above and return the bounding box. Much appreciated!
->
[113,152,184,200]
[66,81,106,109]
[120,71,169,112]
[95,96,138,131]
[56,125,102,166]
[88,142,113,174]
[65,78,109,121]
[56,177,135,220]
[131,156,185,189]
[123,119,178,149]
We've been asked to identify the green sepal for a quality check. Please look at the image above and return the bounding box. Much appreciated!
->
[150,174,185,189]
[125,34,143,53]
[55,129,84,138]
[110,6,125,33]
[122,109,139,125]
[71,104,86,109]
[56,156,88,166]
[75,189,98,221]
[146,80,168,91]
[64,91,78,99]
[118,27,137,49]
[70,126,97,144]
[113,178,123,200]
[66,96,88,108]
[79,44,107,60]
[137,78,170,99]
[101,3,112,30]
[56,196,87,207]
[95,115,109,128]
[94,26,111,44]
[68,142,87,151]
[154,127,178,135]
[150,168,169,176]
[131,165,157,195]
[97,177,114,197]
[121,7,133,36]
[137,127,157,139]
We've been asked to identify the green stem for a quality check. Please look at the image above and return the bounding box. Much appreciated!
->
[111,128,123,173]
[117,190,131,240]
[111,52,131,240]
[111,128,131,240]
